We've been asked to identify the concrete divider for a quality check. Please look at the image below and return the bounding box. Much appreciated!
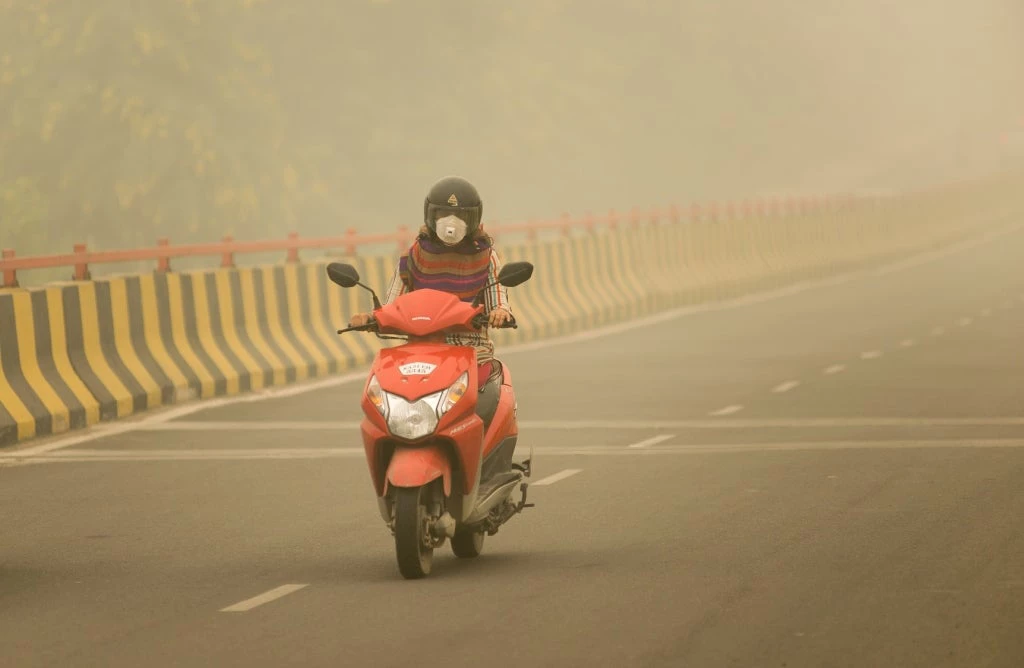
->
[0,258,388,445]
[2,173,1022,447]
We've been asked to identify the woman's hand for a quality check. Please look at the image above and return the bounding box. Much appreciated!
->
[488,308,512,327]
[349,313,372,327]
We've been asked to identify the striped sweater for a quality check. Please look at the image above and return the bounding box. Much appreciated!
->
[398,236,494,301]
[384,238,511,363]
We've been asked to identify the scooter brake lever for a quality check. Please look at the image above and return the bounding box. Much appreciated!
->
[337,320,377,334]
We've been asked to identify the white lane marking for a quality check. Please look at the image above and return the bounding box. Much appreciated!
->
[5,371,368,456]
[627,434,675,449]
[117,416,1024,432]
[860,350,883,359]
[869,221,1021,276]
[710,405,744,417]
[1,448,365,462]
[958,317,973,327]
[900,339,916,348]
[138,421,364,432]
[11,439,1024,464]
[823,364,846,375]
[531,469,582,486]
[221,584,309,612]
[543,440,1024,454]
[7,423,152,456]
[9,221,1022,458]
[771,381,800,394]
[930,326,946,336]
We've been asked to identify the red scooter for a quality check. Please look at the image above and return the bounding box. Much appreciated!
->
[326,261,535,579]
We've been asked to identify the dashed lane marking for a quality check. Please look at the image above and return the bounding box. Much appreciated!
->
[531,469,583,485]
[627,434,675,449]
[86,417,1024,432]
[221,585,309,612]
[9,439,1024,465]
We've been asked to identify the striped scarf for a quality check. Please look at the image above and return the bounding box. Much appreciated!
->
[398,235,493,302]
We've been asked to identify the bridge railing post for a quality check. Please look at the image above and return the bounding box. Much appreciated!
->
[155,239,171,274]
[73,243,91,280]
[221,235,235,268]
[2,249,18,288]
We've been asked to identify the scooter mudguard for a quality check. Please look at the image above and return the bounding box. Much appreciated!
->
[385,446,452,497]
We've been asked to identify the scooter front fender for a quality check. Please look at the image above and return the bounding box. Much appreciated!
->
[385,446,452,497]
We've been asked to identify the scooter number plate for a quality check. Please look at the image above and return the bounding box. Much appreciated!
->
[399,362,437,376]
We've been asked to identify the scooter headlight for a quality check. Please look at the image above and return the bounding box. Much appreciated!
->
[387,391,441,440]
[366,375,388,419]
[381,373,470,441]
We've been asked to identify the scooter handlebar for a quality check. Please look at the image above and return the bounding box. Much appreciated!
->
[472,314,518,330]
[337,317,378,334]
[337,314,518,335]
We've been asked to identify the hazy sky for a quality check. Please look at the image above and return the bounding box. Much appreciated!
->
[2,0,1022,253]
[319,0,1024,228]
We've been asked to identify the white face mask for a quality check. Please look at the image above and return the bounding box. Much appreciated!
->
[435,215,468,246]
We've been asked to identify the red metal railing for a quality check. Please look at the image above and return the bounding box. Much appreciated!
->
[0,198,844,288]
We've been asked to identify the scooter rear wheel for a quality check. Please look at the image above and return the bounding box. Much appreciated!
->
[394,485,433,579]
[450,525,485,558]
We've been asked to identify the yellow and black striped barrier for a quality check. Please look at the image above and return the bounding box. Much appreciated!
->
[0,258,390,445]
[2,175,1022,446]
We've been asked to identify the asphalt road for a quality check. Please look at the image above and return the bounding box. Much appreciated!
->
[3,226,1024,667]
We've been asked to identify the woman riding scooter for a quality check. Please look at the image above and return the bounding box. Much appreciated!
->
[348,175,515,455]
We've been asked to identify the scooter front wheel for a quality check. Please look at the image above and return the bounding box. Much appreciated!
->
[394,485,434,579]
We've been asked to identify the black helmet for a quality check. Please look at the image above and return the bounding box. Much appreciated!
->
[423,176,483,242]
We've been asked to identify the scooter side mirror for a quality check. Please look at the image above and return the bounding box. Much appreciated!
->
[470,261,534,307]
[327,262,361,288]
[328,262,383,309]
[497,262,534,287]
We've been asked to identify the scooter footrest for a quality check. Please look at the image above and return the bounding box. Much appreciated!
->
[477,471,523,500]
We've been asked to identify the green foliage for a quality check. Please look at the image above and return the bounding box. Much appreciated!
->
[0,0,338,255]
[0,176,48,250]
[1,0,1021,262]
[0,0,716,257]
